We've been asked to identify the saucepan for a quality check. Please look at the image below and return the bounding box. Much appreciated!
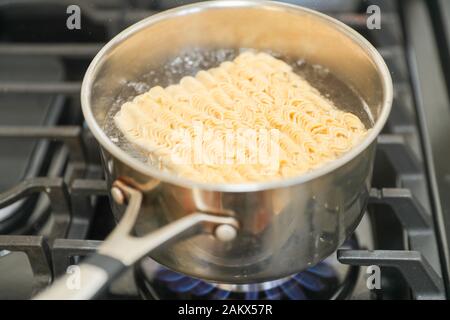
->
[36,0,392,299]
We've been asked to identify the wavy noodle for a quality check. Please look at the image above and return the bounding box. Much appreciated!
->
[114,51,368,183]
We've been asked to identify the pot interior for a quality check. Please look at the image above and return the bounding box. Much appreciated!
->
[83,1,391,188]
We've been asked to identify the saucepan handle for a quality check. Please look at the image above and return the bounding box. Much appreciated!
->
[34,181,239,300]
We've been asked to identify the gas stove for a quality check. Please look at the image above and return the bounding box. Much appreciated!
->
[0,0,449,300]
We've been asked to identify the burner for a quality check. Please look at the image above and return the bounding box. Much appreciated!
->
[135,238,359,300]
[151,261,339,300]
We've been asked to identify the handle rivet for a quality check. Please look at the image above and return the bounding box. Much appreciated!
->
[111,187,125,205]
[214,224,237,242]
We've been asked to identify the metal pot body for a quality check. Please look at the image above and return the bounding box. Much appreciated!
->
[102,142,374,283]
[82,1,392,284]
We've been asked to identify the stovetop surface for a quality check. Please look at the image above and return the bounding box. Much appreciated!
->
[0,0,449,300]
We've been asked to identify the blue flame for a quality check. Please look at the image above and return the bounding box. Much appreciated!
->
[167,277,200,293]
[155,260,336,300]
[280,280,307,300]
[211,289,231,300]
[245,291,259,300]
[265,287,282,300]
[156,269,185,281]
[293,272,326,292]
[192,282,215,296]
[307,262,337,278]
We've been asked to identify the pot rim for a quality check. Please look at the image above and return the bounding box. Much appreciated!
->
[81,0,393,193]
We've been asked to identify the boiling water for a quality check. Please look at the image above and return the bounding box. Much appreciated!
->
[103,48,374,168]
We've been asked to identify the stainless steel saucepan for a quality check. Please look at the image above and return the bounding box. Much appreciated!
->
[36,0,392,299]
